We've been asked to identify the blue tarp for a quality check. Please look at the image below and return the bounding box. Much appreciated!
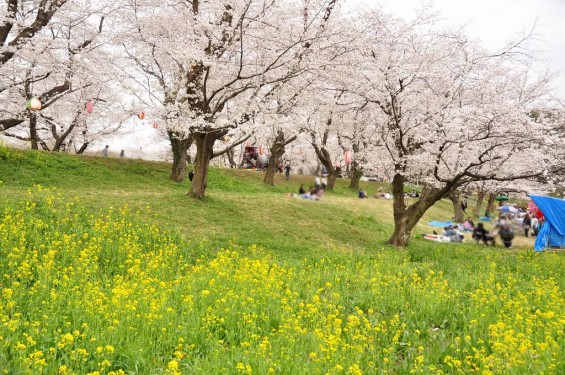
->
[530,195,565,251]
[427,221,454,228]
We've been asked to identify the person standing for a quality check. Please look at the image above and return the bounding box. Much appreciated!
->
[102,145,109,158]
[120,149,125,158]
[284,164,291,180]
[522,214,532,237]
[459,200,468,214]
[498,225,515,248]
[531,216,539,236]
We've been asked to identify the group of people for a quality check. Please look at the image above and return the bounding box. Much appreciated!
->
[101,145,125,158]
[297,183,324,200]
[469,212,541,248]
[314,175,328,189]
[431,210,541,249]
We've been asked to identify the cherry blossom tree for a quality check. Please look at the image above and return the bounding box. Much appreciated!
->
[347,10,563,247]
[1,0,70,131]
[1,1,129,151]
[121,0,339,197]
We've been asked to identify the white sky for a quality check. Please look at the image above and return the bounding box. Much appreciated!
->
[343,0,565,97]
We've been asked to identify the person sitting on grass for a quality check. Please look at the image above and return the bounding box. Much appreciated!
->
[300,186,324,200]
[358,189,368,199]
[463,217,475,231]
[443,225,463,242]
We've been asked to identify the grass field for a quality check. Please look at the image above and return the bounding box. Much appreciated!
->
[0,146,563,374]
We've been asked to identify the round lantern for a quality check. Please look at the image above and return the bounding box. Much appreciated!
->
[137,112,145,120]
[26,98,42,111]
[85,100,94,113]
[152,123,158,129]
[344,150,352,164]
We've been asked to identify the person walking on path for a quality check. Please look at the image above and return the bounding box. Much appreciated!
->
[102,145,109,158]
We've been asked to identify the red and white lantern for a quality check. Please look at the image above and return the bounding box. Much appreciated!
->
[344,150,352,164]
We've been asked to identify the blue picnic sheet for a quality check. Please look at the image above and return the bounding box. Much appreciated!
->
[427,221,454,228]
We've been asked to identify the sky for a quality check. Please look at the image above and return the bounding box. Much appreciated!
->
[343,0,565,98]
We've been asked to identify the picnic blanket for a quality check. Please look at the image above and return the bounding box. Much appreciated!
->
[423,234,452,243]
[427,221,454,228]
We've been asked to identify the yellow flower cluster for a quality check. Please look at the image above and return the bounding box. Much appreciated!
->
[0,187,563,373]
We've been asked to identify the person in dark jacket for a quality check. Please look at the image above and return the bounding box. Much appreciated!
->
[472,223,495,246]
[498,225,515,248]
[522,214,532,237]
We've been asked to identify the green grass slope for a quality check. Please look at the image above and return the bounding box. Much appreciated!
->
[0,146,536,257]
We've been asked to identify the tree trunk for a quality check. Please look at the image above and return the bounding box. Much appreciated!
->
[29,112,38,150]
[188,130,225,199]
[227,149,236,168]
[473,190,486,217]
[348,161,363,189]
[76,142,89,154]
[326,171,338,190]
[312,148,338,190]
[387,174,442,247]
[486,193,496,216]
[169,131,193,183]
[264,131,286,186]
[449,192,465,223]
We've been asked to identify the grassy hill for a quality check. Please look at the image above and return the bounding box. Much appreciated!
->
[0,146,562,374]
[0,146,534,257]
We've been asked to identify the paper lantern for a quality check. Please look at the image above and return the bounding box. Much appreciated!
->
[152,123,158,129]
[259,147,264,155]
[137,112,145,120]
[26,98,42,110]
[85,100,93,113]
[344,150,352,164]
